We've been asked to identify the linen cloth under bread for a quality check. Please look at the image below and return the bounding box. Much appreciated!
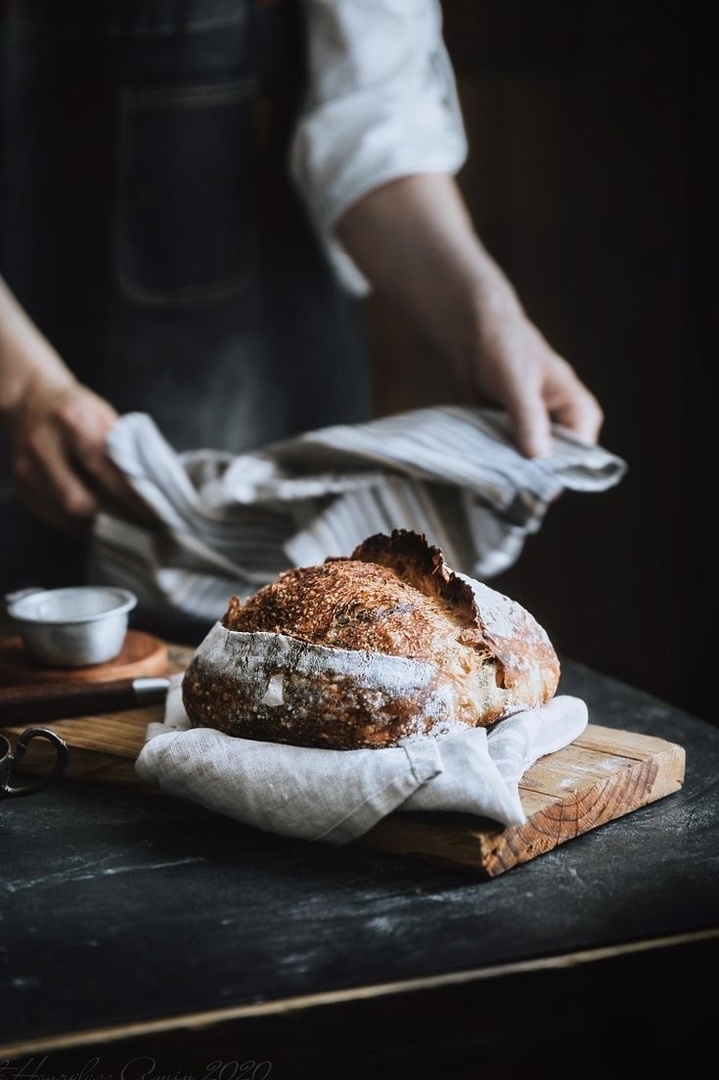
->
[135,674,589,841]
[90,405,627,622]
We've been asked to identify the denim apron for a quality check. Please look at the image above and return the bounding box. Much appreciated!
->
[0,0,370,588]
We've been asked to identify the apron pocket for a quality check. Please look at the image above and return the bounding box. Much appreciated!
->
[115,77,257,309]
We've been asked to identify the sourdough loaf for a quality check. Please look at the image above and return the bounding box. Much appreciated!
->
[181,529,560,750]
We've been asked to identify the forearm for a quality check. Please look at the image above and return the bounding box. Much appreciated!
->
[336,172,603,457]
[0,276,76,424]
[335,173,523,370]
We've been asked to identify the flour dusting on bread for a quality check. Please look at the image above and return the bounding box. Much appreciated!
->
[181,530,561,750]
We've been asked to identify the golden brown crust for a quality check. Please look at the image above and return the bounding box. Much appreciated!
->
[182,529,561,749]
[223,560,485,661]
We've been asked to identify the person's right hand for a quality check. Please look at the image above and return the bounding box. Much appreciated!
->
[5,378,148,534]
[0,276,146,534]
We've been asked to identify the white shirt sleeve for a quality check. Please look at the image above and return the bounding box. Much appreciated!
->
[289,0,469,295]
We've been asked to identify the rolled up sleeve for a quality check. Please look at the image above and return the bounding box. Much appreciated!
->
[289,0,468,294]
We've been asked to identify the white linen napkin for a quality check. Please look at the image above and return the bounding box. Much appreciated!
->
[90,405,627,623]
[135,674,588,843]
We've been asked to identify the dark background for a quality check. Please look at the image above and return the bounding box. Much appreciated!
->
[368,2,704,722]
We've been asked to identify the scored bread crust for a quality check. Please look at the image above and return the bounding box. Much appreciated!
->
[181,529,560,750]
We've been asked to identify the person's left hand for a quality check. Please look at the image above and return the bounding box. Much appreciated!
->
[336,173,604,458]
[451,286,604,458]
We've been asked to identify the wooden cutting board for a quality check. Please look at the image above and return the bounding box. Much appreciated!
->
[2,641,685,877]
[0,629,168,684]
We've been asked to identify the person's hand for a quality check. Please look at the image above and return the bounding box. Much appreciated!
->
[451,284,604,458]
[5,378,147,533]
[336,173,604,458]
[0,276,146,533]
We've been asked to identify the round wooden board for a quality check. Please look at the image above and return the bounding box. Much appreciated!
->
[0,629,169,686]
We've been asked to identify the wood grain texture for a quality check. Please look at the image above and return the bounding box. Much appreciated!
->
[4,641,686,875]
[360,723,685,875]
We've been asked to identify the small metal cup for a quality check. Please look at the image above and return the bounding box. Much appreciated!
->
[5,586,138,668]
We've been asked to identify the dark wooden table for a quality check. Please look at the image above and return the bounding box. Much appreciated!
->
[1,658,717,1079]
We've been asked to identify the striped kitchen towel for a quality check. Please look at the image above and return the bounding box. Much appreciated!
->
[90,406,627,623]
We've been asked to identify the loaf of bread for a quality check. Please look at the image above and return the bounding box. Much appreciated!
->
[181,529,560,750]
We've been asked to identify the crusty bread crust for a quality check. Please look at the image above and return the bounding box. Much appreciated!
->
[181,530,560,749]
